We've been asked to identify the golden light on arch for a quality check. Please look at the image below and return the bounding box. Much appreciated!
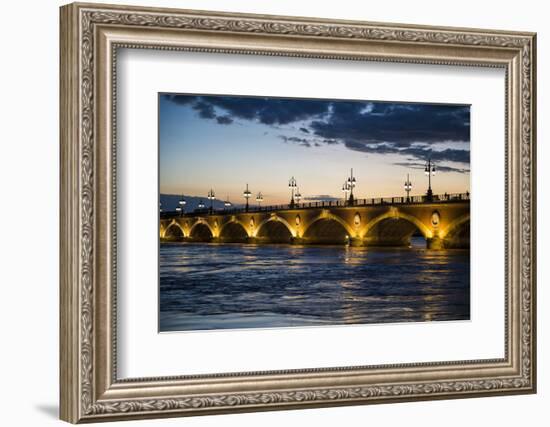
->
[359,210,432,240]
[438,213,470,239]
[253,214,297,238]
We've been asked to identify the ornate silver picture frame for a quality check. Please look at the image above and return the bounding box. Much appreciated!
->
[60,2,536,423]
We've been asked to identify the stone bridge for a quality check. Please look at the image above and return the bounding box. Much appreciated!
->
[160,194,470,249]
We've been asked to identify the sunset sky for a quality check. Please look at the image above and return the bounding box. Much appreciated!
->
[159,93,470,205]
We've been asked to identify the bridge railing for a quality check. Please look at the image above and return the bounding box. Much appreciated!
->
[160,192,470,218]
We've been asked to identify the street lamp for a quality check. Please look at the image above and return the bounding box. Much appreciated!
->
[424,159,436,201]
[342,181,350,204]
[224,196,232,210]
[256,191,264,207]
[197,200,205,209]
[207,188,215,214]
[243,183,252,212]
[294,188,302,205]
[346,168,357,205]
[178,194,186,216]
[288,176,297,208]
[404,174,412,202]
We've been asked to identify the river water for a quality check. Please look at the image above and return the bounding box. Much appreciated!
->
[159,237,470,332]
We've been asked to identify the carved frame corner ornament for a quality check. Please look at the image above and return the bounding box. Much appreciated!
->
[60,2,536,423]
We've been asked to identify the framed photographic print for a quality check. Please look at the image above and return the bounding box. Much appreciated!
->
[60,2,537,423]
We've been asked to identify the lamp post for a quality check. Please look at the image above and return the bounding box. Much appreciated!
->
[424,159,436,202]
[256,191,263,208]
[197,200,205,210]
[207,189,215,214]
[404,174,412,202]
[346,168,357,205]
[176,194,186,216]
[295,188,302,206]
[288,176,297,208]
[224,196,232,210]
[243,183,251,212]
[342,181,350,204]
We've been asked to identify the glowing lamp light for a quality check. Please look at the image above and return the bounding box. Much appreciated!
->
[294,188,302,203]
[288,176,297,189]
[425,160,436,176]
[256,191,264,206]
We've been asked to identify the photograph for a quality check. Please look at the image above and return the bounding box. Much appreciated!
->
[56,3,536,422]
[158,93,471,332]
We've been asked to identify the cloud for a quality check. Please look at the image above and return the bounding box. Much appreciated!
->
[342,141,470,164]
[278,135,312,147]
[393,161,470,174]
[166,94,328,126]
[164,94,197,105]
[216,115,234,125]
[163,94,470,168]
[310,102,470,159]
[209,96,329,125]
[192,101,216,119]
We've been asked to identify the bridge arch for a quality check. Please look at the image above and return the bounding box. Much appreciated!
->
[441,213,470,238]
[255,215,295,237]
[255,215,295,243]
[304,212,355,238]
[302,212,355,244]
[162,221,185,241]
[363,211,431,238]
[440,213,470,248]
[362,210,431,247]
[189,220,215,241]
[219,219,249,241]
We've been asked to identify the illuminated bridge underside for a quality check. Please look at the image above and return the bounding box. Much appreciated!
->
[161,202,470,249]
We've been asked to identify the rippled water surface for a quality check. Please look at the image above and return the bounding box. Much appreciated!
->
[159,237,470,332]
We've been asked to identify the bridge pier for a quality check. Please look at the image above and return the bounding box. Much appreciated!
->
[426,237,444,250]
[426,236,470,249]
[349,237,364,247]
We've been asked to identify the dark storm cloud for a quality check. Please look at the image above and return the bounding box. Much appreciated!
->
[192,101,216,119]
[310,102,470,147]
[216,115,234,125]
[308,102,470,165]
[342,142,470,164]
[393,161,470,174]
[164,94,470,167]
[164,94,198,105]
[279,135,312,147]
[166,94,328,125]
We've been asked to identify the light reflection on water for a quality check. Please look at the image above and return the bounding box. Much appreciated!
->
[159,237,470,332]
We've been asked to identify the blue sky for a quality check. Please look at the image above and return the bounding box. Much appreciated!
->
[159,93,470,205]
